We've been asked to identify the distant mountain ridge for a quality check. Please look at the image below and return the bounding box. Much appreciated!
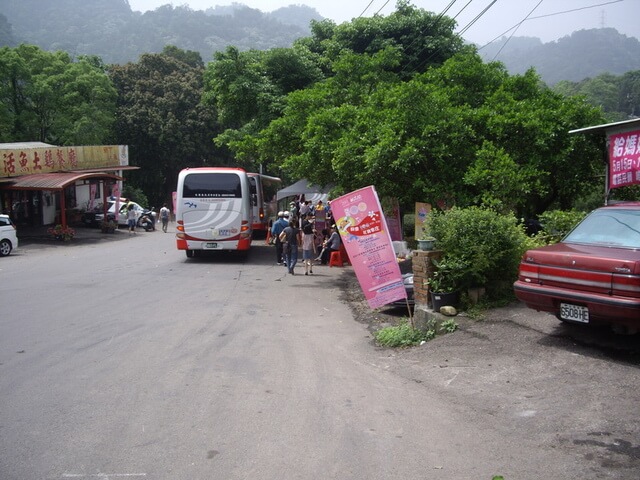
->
[0,0,321,64]
[479,28,640,85]
[1,0,639,86]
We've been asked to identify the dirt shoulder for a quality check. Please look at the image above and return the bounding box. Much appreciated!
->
[338,268,640,479]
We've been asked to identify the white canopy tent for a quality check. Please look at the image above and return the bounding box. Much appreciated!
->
[276,178,333,204]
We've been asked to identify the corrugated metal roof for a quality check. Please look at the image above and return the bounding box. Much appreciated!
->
[569,118,640,135]
[0,142,55,149]
[3,172,122,190]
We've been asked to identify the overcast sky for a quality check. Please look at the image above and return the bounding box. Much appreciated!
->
[126,0,639,46]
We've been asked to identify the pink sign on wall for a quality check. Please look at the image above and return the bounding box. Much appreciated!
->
[609,129,640,188]
[332,186,407,309]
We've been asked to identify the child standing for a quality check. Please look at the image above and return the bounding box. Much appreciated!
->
[126,203,137,235]
[301,216,316,275]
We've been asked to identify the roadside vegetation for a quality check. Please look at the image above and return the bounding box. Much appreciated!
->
[375,318,458,348]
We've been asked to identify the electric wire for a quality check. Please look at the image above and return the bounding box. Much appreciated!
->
[393,0,465,74]
[414,0,499,71]
[375,0,393,16]
[458,0,499,37]
[358,0,377,18]
[491,0,544,60]
[527,0,623,21]
[478,0,624,53]
[452,0,475,21]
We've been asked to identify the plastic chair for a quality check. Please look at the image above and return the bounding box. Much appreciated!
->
[329,250,344,267]
[329,244,351,267]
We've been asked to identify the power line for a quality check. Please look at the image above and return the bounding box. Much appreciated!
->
[527,0,623,21]
[479,0,624,53]
[375,0,393,16]
[491,0,544,60]
[410,0,500,72]
[458,0,499,36]
[358,0,377,18]
[452,0,475,21]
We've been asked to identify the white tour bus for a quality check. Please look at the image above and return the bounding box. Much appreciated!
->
[175,167,253,257]
[247,172,282,235]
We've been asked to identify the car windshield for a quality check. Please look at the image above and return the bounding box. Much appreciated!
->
[564,208,640,248]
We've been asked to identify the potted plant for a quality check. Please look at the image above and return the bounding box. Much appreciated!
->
[101,218,117,233]
[417,235,436,251]
[427,256,467,310]
[47,224,75,241]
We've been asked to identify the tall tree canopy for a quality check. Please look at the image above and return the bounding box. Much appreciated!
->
[202,1,464,180]
[245,50,605,217]
[298,0,464,76]
[109,46,221,207]
[0,44,116,144]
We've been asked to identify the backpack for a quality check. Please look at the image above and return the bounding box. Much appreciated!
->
[303,222,314,235]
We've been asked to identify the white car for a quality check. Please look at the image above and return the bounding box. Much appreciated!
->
[95,200,152,226]
[0,214,18,256]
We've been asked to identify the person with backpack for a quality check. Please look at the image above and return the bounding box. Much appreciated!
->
[301,214,316,275]
[271,211,289,265]
[279,219,301,275]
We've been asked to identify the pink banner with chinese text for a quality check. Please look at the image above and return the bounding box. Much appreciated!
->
[609,129,640,188]
[332,186,407,309]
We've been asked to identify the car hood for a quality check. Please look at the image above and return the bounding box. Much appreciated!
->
[523,242,640,275]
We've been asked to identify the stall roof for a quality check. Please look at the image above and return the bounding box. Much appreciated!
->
[569,118,640,135]
[2,172,122,190]
[276,178,333,202]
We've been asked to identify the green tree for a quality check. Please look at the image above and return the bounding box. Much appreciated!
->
[202,44,324,173]
[0,44,116,144]
[299,1,464,76]
[110,46,220,207]
[252,48,605,218]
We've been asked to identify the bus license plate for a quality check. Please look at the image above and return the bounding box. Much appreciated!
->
[560,303,589,323]
[204,242,218,249]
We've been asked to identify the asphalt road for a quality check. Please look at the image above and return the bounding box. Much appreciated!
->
[1,226,639,479]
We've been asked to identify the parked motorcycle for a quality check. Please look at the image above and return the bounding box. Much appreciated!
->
[137,209,156,231]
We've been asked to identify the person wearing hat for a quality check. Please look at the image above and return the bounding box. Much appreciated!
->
[271,211,289,265]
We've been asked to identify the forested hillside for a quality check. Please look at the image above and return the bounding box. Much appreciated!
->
[479,28,640,85]
[553,70,640,121]
[0,0,320,64]
[1,0,639,88]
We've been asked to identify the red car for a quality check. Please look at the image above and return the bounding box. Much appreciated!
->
[514,203,640,332]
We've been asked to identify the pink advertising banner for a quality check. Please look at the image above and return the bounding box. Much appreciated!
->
[609,129,640,188]
[332,186,407,309]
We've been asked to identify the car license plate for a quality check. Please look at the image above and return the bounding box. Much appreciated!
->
[204,242,218,249]
[560,303,589,323]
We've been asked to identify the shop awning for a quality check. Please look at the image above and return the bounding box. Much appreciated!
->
[2,172,122,191]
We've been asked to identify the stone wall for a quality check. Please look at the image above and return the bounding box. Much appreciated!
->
[411,249,442,307]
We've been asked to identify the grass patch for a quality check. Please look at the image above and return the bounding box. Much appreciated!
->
[374,318,458,348]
